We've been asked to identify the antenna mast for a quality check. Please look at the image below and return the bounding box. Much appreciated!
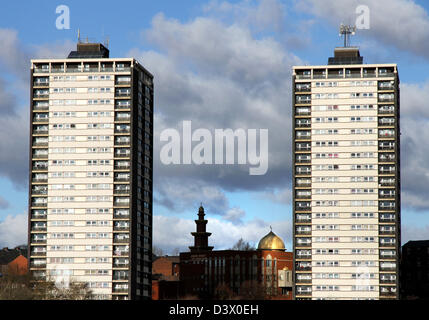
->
[339,24,356,47]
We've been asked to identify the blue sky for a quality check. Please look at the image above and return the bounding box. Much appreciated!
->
[1,0,429,253]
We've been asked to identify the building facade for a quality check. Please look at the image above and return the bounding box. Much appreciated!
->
[292,47,400,300]
[179,206,293,299]
[401,240,429,299]
[152,256,180,300]
[28,42,153,300]
[0,246,28,276]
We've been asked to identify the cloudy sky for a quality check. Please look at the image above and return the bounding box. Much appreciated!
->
[1,0,429,254]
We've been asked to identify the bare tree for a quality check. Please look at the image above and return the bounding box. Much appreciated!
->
[214,283,233,300]
[0,274,93,300]
[0,274,34,300]
[171,248,181,256]
[230,238,255,251]
[32,278,93,300]
[153,246,164,257]
[238,280,267,300]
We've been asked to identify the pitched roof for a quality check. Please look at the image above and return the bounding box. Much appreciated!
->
[0,249,21,265]
[403,240,429,248]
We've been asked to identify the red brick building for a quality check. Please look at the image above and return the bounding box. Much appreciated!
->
[0,246,28,276]
[152,256,180,300]
[179,206,293,300]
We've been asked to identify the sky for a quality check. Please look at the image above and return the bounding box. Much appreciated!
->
[1,0,429,254]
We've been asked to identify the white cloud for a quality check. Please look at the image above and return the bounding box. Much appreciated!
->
[402,224,429,244]
[297,0,429,60]
[153,214,291,255]
[130,6,302,217]
[0,214,27,248]
[203,0,286,32]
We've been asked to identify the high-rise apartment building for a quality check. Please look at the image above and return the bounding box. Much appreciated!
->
[28,42,153,300]
[292,46,400,300]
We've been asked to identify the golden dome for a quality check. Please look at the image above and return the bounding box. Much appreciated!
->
[257,230,285,251]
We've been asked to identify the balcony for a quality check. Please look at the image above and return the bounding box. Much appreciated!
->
[34,66,49,73]
[31,213,47,220]
[296,201,311,210]
[345,70,361,78]
[115,126,131,134]
[114,186,130,194]
[33,78,49,87]
[295,120,311,128]
[113,258,129,268]
[295,192,311,199]
[112,286,129,293]
[379,130,395,139]
[113,275,129,281]
[295,251,312,260]
[378,70,395,78]
[114,149,131,158]
[295,83,311,92]
[380,230,396,236]
[33,103,49,111]
[32,162,48,171]
[380,279,396,285]
[33,127,48,135]
[114,209,130,219]
[379,167,395,175]
[296,167,311,176]
[295,264,312,271]
[113,235,130,243]
[379,240,396,248]
[30,250,46,256]
[31,199,47,208]
[379,153,395,162]
[296,132,311,140]
[115,137,131,146]
[32,186,48,195]
[380,251,396,260]
[113,250,129,257]
[114,174,130,183]
[296,215,311,223]
[379,194,395,200]
[362,68,376,78]
[115,89,131,98]
[295,96,311,105]
[30,237,47,244]
[379,118,395,126]
[380,214,395,223]
[115,102,131,109]
[33,93,49,99]
[295,229,311,235]
[114,223,130,231]
[295,71,311,80]
[116,77,131,85]
[378,95,395,103]
[114,162,130,170]
[295,239,311,248]
[115,65,131,73]
[379,106,395,114]
[32,151,48,159]
[31,222,47,231]
[296,144,311,152]
[313,71,326,79]
[380,265,396,272]
[378,81,395,91]
[379,203,396,211]
[33,138,49,146]
[295,156,311,164]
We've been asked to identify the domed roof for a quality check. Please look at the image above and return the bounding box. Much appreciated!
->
[257,230,285,251]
